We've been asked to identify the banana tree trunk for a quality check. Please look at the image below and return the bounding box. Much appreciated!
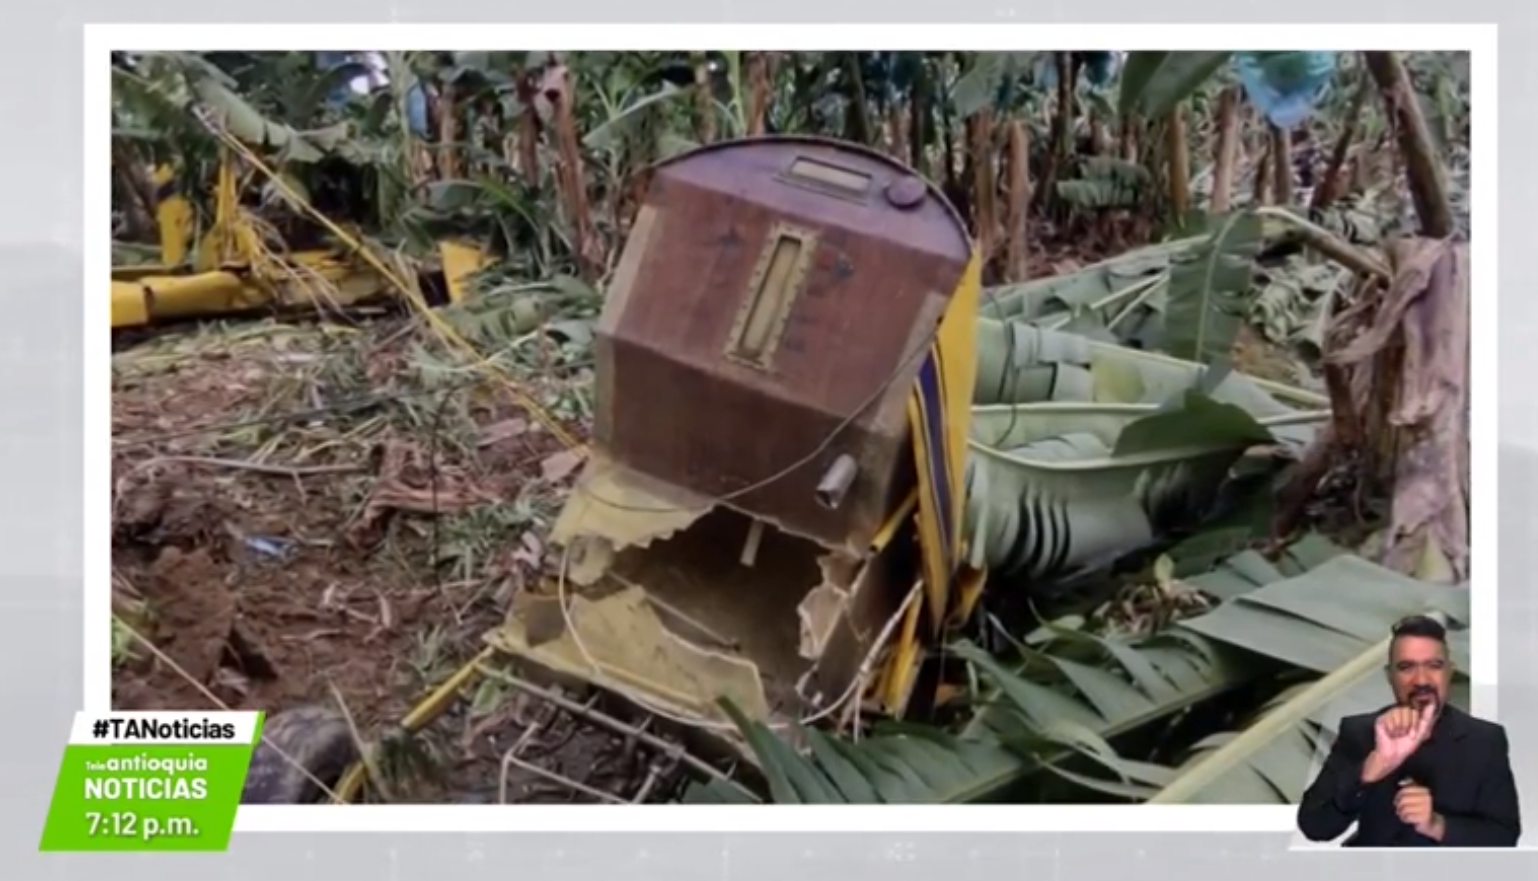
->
[1362,51,1455,237]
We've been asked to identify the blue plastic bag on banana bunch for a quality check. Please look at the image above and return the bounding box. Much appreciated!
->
[1234,51,1338,130]
[313,52,431,137]
[1081,51,1121,86]
[404,85,430,137]
[314,52,367,104]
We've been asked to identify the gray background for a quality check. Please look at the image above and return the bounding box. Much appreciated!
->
[7,2,1534,874]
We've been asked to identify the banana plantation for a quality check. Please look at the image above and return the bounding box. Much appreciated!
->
[109,49,1473,805]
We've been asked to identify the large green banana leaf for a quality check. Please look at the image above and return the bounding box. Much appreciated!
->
[686,702,1030,805]
[973,321,1326,452]
[980,211,1273,362]
[956,546,1309,748]
[1144,671,1471,805]
[980,235,1200,340]
[1035,554,1471,804]
[962,396,1279,582]
[1118,51,1233,118]
[693,545,1470,805]
[960,538,1428,764]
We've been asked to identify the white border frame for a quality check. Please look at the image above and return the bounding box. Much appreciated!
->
[86,23,1498,833]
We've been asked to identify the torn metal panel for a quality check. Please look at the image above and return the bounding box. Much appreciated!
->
[551,450,715,555]
[796,515,921,714]
[486,586,773,727]
[504,473,912,731]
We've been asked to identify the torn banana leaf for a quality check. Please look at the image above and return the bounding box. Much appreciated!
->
[981,238,1197,350]
[957,549,1294,757]
[962,396,1277,584]
[963,553,1471,805]
[1140,672,1469,805]
[980,211,1284,356]
[974,321,1326,452]
[1249,253,1350,356]
[1058,555,1471,804]
[691,551,1303,804]
[696,634,1245,805]
[1172,655,1469,805]
[1162,211,1268,363]
[694,699,1031,804]
[693,542,1464,805]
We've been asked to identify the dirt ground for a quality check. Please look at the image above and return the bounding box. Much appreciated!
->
[108,318,667,803]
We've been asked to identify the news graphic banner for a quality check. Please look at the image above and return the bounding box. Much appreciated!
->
[38,711,264,852]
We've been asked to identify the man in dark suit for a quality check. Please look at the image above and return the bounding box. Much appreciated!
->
[1297,615,1520,847]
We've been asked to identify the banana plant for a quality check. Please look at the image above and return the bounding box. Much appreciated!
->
[1055,156,1153,212]
[949,51,1042,119]
[118,52,350,165]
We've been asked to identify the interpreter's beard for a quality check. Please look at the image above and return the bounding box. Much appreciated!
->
[1407,683,1440,710]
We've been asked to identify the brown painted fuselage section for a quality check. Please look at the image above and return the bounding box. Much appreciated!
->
[594,137,971,550]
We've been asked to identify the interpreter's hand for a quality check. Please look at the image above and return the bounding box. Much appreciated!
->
[1363,703,1435,782]
[1376,703,1435,762]
[1394,782,1441,837]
